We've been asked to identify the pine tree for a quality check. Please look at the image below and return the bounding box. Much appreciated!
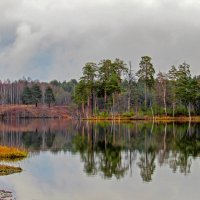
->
[22,86,33,105]
[31,84,42,107]
[45,87,55,108]
[98,59,127,113]
[80,62,97,116]
[136,56,155,110]
[176,63,199,120]
[74,80,88,114]
[168,66,178,117]
[157,72,168,115]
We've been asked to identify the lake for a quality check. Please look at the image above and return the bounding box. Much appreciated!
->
[0,119,200,200]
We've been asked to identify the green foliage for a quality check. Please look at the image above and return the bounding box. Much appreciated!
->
[136,56,155,110]
[136,56,155,89]
[99,112,109,118]
[22,86,33,105]
[45,86,55,107]
[50,80,61,87]
[174,106,189,116]
[61,79,77,93]
[122,111,134,117]
[175,62,199,117]
[31,84,42,107]
[74,80,88,105]
[73,57,199,117]
[98,58,127,97]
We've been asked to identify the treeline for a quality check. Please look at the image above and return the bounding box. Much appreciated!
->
[0,56,199,117]
[0,78,77,107]
[74,56,200,118]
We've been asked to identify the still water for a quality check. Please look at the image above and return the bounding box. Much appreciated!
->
[0,119,200,200]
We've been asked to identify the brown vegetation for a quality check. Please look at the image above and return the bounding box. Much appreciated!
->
[0,104,71,119]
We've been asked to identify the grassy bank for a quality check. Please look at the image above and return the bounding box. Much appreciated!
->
[0,146,27,176]
[82,115,200,122]
[0,165,22,176]
[0,146,28,159]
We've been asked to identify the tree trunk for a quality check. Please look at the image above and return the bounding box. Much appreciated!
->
[128,61,132,112]
[91,91,94,117]
[163,88,167,116]
[104,89,107,111]
[87,96,90,117]
[187,102,191,122]
[172,102,175,118]
[112,93,115,119]
[82,102,85,115]
[94,96,97,116]
[128,91,131,112]
[144,82,147,110]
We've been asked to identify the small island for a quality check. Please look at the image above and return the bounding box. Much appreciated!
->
[0,146,27,159]
[0,146,27,176]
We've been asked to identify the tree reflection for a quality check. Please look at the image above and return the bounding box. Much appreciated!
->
[137,127,156,182]
[72,123,129,179]
[0,119,200,181]
[137,152,155,182]
[169,122,200,175]
[98,142,128,179]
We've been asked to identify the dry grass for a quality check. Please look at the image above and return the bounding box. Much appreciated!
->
[0,104,71,119]
[0,164,22,176]
[0,146,27,159]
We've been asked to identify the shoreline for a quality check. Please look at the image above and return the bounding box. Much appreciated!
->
[81,116,200,122]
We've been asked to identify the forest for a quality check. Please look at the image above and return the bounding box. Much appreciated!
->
[0,56,199,119]
[74,56,200,119]
[0,77,77,107]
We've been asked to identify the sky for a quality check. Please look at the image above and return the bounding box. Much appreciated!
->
[2,151,200,200]
[0,0,200,82]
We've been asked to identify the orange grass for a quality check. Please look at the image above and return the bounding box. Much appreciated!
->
[0,146,27,159]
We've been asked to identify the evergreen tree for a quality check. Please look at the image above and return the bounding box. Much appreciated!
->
[98,59,113,109]
[176,63,199,120]
[80,62,97,116]
[136,56,155,110]
[61,79,77,93]
[45,87,55,108]
[98,59,127,112]
[168,66,178,117]
[74,80,88,114]
[22,86,33,105]
[31,84,42,107]
[157,72,168,115]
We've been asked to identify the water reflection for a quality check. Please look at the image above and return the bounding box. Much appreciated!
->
[0,119,200,182]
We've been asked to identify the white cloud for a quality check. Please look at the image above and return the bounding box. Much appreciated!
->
[0,0,199,81]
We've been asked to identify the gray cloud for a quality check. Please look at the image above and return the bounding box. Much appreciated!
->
[0,0,199,81]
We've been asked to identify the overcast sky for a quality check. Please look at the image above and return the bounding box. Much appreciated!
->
[0,0,200,81]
